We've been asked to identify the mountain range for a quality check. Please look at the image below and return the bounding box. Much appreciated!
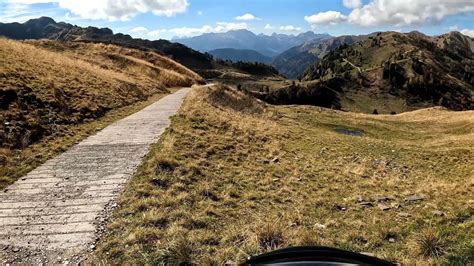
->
[174,30,330,58]
[1,17,472,112]
[0,17,214,72]
[173,30,374,79]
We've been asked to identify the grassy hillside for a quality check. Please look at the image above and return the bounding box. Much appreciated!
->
[94,85,473,265]
[272,35,364,79]
[0,17,215,71]
[0,38,202,188]
[301,31,473,111]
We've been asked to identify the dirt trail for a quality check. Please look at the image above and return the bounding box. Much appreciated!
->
[0,87,191,264]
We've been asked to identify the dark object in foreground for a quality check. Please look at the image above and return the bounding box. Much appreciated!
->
[245,246,394,265]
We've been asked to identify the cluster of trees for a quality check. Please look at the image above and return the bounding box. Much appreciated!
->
[382,61,406,87]
[303,45,362,81]
[231,61,280,76]
[211,57,280,76]
[248,79,342,108]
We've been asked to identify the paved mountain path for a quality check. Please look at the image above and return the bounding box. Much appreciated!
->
[0,87,191,264]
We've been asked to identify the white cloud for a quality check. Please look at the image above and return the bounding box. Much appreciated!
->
[129,21,248,39]
[197,10,203,15]
[343,0,361,9]
[129,26,166,39]
[130,26,149,34]
[148,29,167,38]
[235,13,260,21]
[305,0,474,28]
[279,25,302,32]
[449,25,459,31]
[7,0,54,3]
[6,0,189,21]
[460,29,474,37]
[348,0,474,27]
[0,2,58,22]
[304,11,347,26]
[214,22,248,31]
[167,22,248,37]
[448,25,474,37]
[264,24,273,30]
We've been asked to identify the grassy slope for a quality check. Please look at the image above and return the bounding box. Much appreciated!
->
[0,38,202,189]
[95,85,473,265]
[300,32,473,112]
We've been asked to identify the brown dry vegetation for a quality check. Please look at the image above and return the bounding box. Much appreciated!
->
[94,84,473,265]
[0,38,202,188]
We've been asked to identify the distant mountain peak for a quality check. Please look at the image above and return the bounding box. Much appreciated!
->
[25,16,56,25]
[174,29,332,58]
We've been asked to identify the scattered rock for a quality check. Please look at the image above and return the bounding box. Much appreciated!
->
[375,196,391,202]
[405,195,425,202]
[12,247,20,253]
[270,157,280,163]
[378,204,391,211]
[432,210,445,217]
[320,147,328,154]
[89,245,95,250]
[388,237,396,243]
[314,223,327,229]
[397,212,411,218]
[358,201,373,207]
[391,202,401,209]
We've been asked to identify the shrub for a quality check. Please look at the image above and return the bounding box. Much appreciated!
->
[413,229,447,258]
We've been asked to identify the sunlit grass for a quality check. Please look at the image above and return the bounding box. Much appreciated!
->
[94,84,473,264]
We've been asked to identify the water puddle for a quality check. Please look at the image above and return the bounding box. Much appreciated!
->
[335,128,364,137]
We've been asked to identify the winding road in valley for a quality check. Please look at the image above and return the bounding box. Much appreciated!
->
[0,87,191,264]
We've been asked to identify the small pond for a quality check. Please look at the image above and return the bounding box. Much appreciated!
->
[335,128,364,137]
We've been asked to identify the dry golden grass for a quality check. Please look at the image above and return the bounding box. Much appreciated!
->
[0,38,202,188]
[94,84,473,265]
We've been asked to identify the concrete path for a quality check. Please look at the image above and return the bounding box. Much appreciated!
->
[0,87,191,264]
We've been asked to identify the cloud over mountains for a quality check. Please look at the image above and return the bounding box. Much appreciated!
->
[6,0,189,21]
[306,0,474,27]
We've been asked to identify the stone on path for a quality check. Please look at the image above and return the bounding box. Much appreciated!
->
[0,88,191,264]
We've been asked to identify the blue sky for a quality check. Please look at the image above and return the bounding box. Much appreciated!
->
[1,0,473,39]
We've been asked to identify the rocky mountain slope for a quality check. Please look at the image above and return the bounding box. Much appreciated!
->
[272,35,368,79]
[0,17,214,71]
[175,29,330,57]
[300,31,473,111]
[208,48,272,64]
